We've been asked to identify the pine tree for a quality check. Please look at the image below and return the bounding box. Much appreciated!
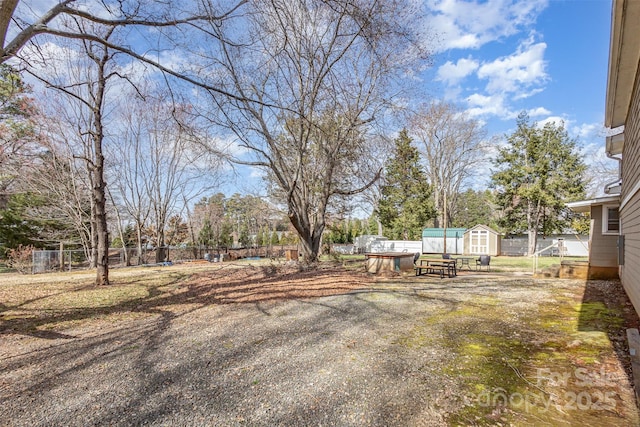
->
[376,129,435,240]
[491,113,586,255]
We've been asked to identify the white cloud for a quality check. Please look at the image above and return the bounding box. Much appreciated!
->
[571,122,605,140]
[442,85,463,102]
[436,56,479,84]
[513,87,544,100]
[426,0,548,52]
[477,37,548,95]
[527,107,551,117]
[465,93,513,118]
[249,167,266,179]
[435,32,550,121]
[536,116,567,128]
[528,117,605,145]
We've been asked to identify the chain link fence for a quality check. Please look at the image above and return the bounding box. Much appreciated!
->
[28,245,299,274]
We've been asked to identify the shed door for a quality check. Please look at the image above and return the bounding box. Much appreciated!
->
[470,230,489,254]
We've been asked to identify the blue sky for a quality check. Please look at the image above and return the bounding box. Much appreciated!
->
[232,0,615,197]
[423,0,612,143]
[20,0,615,198]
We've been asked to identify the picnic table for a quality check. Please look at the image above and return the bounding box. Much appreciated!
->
[415,259,457,278]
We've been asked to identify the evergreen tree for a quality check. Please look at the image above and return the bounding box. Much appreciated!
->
[216,222,231,248]
[111,224,137,248]
[376,129,434,240]
[0,195,38,253]
[452,189,497,229]
[0,64,36,194]
[238,223,251,247]
[491,113,587,255]
[198,218,215,248]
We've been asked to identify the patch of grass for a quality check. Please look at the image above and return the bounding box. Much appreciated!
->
[413,254,586,274]
[394,281,635,426]
[1,260,635,425]
[21,285,150,311]
[489,256,587,272]
[326,253,587,274]
[0,265,208,333]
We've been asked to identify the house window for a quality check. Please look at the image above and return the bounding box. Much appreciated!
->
[602,205,620,234]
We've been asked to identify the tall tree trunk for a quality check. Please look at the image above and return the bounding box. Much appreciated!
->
[299,230,323,263]
[526,199,541,256]
[527,228,537,257]
[289,209,324,264]
[92,122,109,285]
[90,206,97,268]
[136,224,144,265]
[155,228,166,263]
[92,49,110,286]
[114,214,130,267]
[433,187,441,228]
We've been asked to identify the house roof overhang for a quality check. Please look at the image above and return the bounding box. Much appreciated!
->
[605,0,640,130]
[606,131,625,155]
[566,195,621,213]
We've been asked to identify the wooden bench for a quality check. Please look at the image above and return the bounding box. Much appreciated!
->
[415,265,447,278]
[415,260,456,278]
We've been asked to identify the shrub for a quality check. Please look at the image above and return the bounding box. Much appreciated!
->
[7,244,34,274]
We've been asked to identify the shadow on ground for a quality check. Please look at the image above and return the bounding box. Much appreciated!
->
[1,265,639,426]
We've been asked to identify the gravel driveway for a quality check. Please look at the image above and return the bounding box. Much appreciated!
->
[1,266,639,426]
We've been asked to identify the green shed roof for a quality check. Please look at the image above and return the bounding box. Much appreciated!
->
[422,228,467,238]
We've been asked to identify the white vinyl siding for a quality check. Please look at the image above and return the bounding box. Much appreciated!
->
[619,61,640,318]
[590,205,619,268]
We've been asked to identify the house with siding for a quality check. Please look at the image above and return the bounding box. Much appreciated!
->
[567,196,620,279]
[596,0,640,314]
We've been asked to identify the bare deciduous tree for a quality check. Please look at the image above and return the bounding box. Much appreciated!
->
[2,0,258,108]
[108,86,222,264]
[21,110,94,257]
[409,102,488,228]
[355,134,394,236]
[195,0,429,262]
[20,22,121,285]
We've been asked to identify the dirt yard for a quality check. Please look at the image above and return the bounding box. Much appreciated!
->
[1,261,639,426]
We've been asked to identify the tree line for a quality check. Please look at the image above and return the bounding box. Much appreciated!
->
[0,0,590,283]
[374,112,588,254]
[0,0,431,284]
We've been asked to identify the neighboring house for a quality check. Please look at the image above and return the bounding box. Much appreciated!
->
[569,0,640,311]
[463,225,501,256]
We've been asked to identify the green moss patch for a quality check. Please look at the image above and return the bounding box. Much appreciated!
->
[394,281,638,426]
